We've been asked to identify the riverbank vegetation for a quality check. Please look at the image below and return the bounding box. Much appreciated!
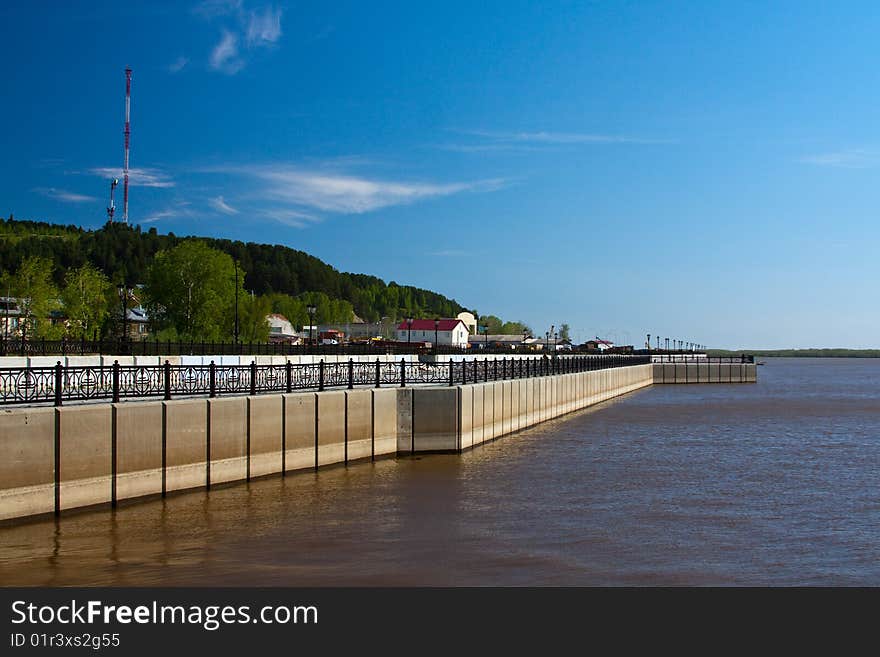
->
[0,216,528,342]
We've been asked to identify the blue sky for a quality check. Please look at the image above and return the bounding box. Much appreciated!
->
[2,1,879,349]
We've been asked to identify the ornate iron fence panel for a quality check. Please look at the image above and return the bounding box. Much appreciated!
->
[0,367,56,404]
[0,355,654,406]
[117,366,164,400]
[170,365,211,397]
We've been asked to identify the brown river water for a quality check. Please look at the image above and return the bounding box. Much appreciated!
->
[2,357,880,586]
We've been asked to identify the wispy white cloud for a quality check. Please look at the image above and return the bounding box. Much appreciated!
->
[142,201,194,224]
[260,208,321,228]
[443,129,673,152]
[209,30,244,74]
[799,149,880,169]
[245,6,282,46]
[89,167,175,188]
[487,130,672,145]
[197,2,282,74]
[435,143,548,154]
[33,187,97,203]
[168,56,189,73]
[208,195,239,214]
[220,165,506,214]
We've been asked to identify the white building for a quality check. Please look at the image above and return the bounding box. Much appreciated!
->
[456,311,478,334]
[396,318,470,347]
[266,313,298,342]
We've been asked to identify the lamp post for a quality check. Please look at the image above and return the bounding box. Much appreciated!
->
[406,317,413,344]
[665,337,669,351]
[233,259,240,344]
[545,331,550,353]
[434,318,439,352]
[3,284,9,343]
[647,333,651,351]
[306,305,316,345]
[117,283,128,342]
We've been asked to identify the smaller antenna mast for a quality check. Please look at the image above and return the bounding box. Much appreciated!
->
[107,178,119,222]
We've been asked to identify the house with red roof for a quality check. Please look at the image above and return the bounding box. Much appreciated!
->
[395,318,470,348]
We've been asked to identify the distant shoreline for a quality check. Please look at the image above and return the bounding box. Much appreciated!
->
[708,349,880,358]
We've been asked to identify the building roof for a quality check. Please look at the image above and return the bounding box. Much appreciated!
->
[468,334,527,343]
[396,318,465,331]
[126,307,149,323]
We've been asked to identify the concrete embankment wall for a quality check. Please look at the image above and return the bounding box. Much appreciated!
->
[652,362,757,383]
[0,364,653,522]
[403,364,652,453]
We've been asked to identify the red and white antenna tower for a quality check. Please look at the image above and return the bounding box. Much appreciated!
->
[122,67,132,223]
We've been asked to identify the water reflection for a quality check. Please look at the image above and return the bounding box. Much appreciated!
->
[3,358,880,586]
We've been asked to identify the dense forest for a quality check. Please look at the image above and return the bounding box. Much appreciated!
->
[0,216,468,324]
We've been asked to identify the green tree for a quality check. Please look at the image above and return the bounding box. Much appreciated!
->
[239,294,272,342]
[479,315,503,334]
[266,293,308,329]
[144,240,241,341]
[1,256,59,339]
[61,263,111,338]
[558,323,570,340]
[500,321,533,336]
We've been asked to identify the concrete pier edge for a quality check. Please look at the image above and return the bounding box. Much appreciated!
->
[0,361,755,522]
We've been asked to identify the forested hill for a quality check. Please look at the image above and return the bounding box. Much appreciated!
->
[0,217,467,323]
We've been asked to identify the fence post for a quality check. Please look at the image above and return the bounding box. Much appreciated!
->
[319,359,325,392]
[348,358,354,389]
[400,358,406,387]
[375,358,381,388]
[502,357,506,380]
[448,359,454,386]
[54,361,63,407]
[209,360,216,398]
[250,360,257,396]
[112,360,120,403]
[164,360,171,400]
[286,360,292,393]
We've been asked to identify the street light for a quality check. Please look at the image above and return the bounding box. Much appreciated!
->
[406,317,413,344]
[665,337,669,351]
[647,333,651,351]
[434,318,439,352]
[233,260,240,343]
[306,305,317,345]
[117,283,128,341]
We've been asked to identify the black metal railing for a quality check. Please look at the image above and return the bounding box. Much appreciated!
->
[0,336,646,358]
[0,354,650,407]
[649,354,754,363]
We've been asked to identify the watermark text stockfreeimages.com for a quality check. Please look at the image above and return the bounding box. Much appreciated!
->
[10,599,317,632]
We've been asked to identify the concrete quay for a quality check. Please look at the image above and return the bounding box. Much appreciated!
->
[0,364,654,522]
[653,361,757,383]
